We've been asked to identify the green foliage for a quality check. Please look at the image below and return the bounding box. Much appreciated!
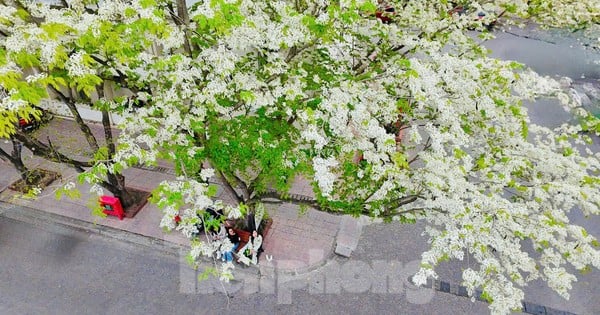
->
[358,1,377,14]
[579,265,592,275]
[192,0,245,39]
[479,290,494,303]
[198,267,218,281]
[1,1,597,310]
[298,203,308,216]
[55,186,82,200]
[12,51,41,68]
[94,147,110,161]
[41,23,75,40]
[562,147,574,157]
[206,184,219,197]
[204,112,300,196]
[398,214,417,224]
[186,253,196,267]
[90,197,108,218]
[72,74,103,97]
[392,152,409,169]
[520,120,528,139]
[202,210,223,232]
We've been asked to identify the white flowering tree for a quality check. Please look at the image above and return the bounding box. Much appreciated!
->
[563,21,600,134]
[2,0,600,313]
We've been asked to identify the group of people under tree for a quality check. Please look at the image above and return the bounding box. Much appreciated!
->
[209,222,263,266]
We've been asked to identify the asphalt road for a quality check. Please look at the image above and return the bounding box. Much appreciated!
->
[353,222,599,315]
[0,215,492,315]
[483,27,600,314]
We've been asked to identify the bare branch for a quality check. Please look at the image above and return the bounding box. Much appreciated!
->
[12,130,93,168]
[48,86,100,151]
[258,189,322,210]
[408,136,431,164]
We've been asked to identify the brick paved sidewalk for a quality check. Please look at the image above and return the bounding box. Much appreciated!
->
[0,117,362,273]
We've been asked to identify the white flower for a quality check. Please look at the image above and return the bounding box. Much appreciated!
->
[313,157,338,197]
[227,206,242,220]
[301,125,328,150]
[90,184,104,196]
[65,51,96,77]
[219,261,235,282]
[199,168,215,182]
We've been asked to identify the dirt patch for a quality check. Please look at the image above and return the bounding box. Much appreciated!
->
[123,188,151,218]
[9,169,61,193]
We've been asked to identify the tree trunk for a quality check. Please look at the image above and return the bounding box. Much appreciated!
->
[12,130,92,169]
[100,101,136,209]
[174,0,193,56]
[102,173,136,209]
[10,140,30,182]
[0,143,28,179]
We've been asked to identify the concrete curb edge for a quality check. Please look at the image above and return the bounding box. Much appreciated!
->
[0,200,187,257]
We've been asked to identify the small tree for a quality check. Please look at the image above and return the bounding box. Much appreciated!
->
[0,0,177,207]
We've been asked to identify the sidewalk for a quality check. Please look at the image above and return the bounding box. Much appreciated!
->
[0,117,362,274]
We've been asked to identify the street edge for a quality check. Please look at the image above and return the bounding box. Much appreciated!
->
[0,200,187,257]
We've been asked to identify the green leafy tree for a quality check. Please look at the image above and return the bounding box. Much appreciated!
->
[0,0,185,207]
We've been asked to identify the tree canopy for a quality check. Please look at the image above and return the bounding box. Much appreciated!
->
[1,0,600,313]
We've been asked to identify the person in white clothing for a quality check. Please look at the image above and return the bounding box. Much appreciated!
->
[238,230,263,266]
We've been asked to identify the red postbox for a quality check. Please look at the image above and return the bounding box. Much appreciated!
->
[99,195,124,220]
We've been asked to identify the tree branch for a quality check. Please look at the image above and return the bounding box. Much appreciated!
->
[0,144,17,165]
[48,85,100,151]
[408,136,431,164]
[230,172,251,202]
[88,54,153,95]
[258,189,322,210]
[12,130,93,168]
[388,207,447,217]
[383,194,421,210]
[218,170,244,204]
[168,0,193,56]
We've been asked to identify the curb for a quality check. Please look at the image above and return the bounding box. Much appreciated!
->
[258,247,335,278]
[421,278,578,315]
[0,200,187,257]
[0,199,336,277]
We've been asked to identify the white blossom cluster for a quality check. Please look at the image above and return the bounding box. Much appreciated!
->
[312,157,338,197]
[0,96,28,111]
[65,52,95,77]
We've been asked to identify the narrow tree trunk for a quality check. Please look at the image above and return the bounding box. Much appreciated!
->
[101,173,136,208]
[10,140,30,182]
[175,0,193,56]
[0,143,29,181]
[12,130,92,169]
[100,104,136,208]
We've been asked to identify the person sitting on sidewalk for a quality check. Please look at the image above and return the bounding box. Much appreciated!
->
[222,228,240,262]
[238,230,263,266]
